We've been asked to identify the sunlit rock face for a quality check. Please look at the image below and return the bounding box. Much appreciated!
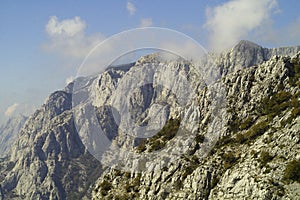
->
[91,42,300,200]
[0,114,27,158]
[1,41,300,200]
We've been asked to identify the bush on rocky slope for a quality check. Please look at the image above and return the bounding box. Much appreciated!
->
[136,118,181,153]
[284,160,300,183]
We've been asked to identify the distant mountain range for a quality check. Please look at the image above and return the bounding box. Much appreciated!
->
[0,40,300,200]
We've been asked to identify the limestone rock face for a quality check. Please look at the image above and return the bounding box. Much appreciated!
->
[214,40,300,76]
[1,41,300,200]
[0,115,27,158]
[0,89,102,200]
[91,43,300,200]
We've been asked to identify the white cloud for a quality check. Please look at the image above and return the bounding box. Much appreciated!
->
[205,0,278,51]
[140,18,153,27]
[4,103,36,118]
[46,16,86,37]
[127,2,136,15]
[43,16,105,60]
[4,103,19,117]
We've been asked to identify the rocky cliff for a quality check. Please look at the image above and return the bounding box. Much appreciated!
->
[0,41,300,200]
[0,90,102,199]
[0,115,27,158]
[91,42,300,200]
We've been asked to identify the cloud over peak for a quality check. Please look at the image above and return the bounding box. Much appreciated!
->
[205,0,278,51]
[140,18,153,27]
[4,103,19,117]
[43,16,105,60]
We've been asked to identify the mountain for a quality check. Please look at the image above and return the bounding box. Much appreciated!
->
[93,47,300,199]
[214,40,300,76]
[0,90,102,199]
[0,40,300,200]
[0,114,27,158]
[91,41,300,200]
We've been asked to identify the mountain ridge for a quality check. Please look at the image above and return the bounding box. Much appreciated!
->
[0,40,299,199]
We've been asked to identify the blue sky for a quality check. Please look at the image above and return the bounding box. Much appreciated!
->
[1,0,300,124]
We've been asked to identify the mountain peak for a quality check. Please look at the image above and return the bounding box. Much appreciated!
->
[233,40,263,51]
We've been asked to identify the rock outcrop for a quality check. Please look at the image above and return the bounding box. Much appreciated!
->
[0,114,27,158]
[0,90,102,199]
[0,41,300,200]
[91,42,300,200]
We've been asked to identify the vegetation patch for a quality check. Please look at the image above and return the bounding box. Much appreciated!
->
[287,55,300,86]
[238,121,269,144]
[239,116,257,131]
[259,150,274,166]
[221,151,238,169]
[283,160,300,183]
[99,180,112,196]
[136,118,181,152]
[210,176,220,189]
[259,91,292,116]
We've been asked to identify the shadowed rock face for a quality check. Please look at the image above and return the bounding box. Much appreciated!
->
[0,41,300,200]
[0,90,102,200]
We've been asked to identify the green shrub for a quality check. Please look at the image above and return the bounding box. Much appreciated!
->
[288,57,300,86]
[283,160,300,183]
[115,194,130,200]
[250,150,258,158]
[132,174,141,187]
[228,113,241,133]
[114,169,122,176]
[182,165,197,179]
[215,135,234,148]
[260,91,292,116]
[100,180,112,196]
[281,106,300,126]
[222,151,237,169]
[239,116,256,130]
[244,121,269,142]
[210,176,220,189]
[136,118,181,152]
[235,121,269,144]
[235,133,246,144]
[259,151,273,166]
[174,179,183,190]
[125,184,133,192]
[276,185,285,197]
[124,172,131,178]
[149,140,165,151]
[292,107,300,117]
[157,118,181,140]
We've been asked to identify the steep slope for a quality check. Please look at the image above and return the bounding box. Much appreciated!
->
[0,41,299,200]
[0,89,102,199]
[0,114,27,158]
[215,40,300,76]
[92,44,300,200]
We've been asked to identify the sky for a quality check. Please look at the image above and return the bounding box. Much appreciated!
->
[1,0,300,124]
